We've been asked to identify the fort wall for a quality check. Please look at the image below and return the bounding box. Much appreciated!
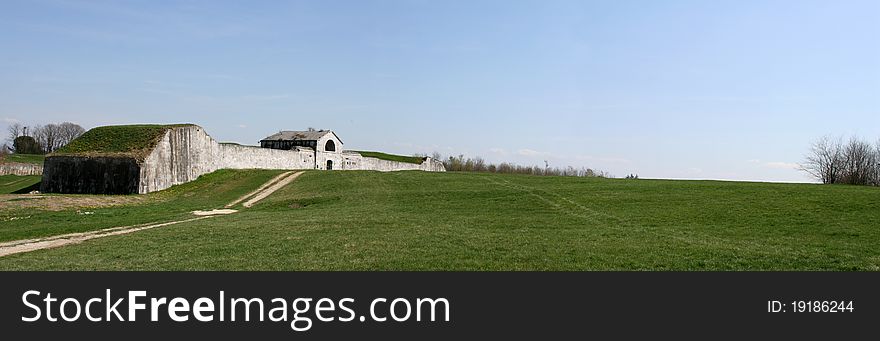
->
[0,162,43,176]
[134,125,444,194]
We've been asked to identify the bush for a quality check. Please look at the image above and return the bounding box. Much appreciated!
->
[13,136,43,154]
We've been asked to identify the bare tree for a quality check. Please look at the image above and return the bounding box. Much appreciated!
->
[432,151,610,177]
[34,124,57,153]
[473,157,486,172]
[801,136,844,184]
[839,137,876,185]
[875,140,880,186]
[6,123,22,143]
[57,122,85,147]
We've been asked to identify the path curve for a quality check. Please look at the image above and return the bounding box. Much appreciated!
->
[0,171,304,257]
[0,216,214,257]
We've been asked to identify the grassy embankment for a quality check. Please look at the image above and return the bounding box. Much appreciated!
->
[354,151,424,164]
[0,170,284,242]
[54,124,193,160]
[1,154,45,164]
[0,154,44,193]
[0,170,878,270]
[0,175,41,194]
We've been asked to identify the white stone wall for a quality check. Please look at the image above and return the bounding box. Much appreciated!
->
[316,133,343,153]
[0,162,43,176]
[334,152,445,172]
[219,144,315,170]
[139,126,225,193]
[137,125,445,193]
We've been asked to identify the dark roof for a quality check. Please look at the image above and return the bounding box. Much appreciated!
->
[260,130,342,144]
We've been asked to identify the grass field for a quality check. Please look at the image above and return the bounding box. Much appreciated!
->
[354,151,424,164]
[0,170,878,270]
[0,175,42,194]
[1,154,45,165]
[0,170,282,242]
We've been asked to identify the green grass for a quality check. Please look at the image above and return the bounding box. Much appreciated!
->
[0,175,41,194]
[0,169,282,242]
[354,151,424,164]
[54,124,193,160]
[1,154,45,165]
[0,171,878,270]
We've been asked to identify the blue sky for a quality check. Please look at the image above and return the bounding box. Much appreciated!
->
[1,0,878,182]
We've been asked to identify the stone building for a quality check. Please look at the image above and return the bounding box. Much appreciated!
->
[259,130,344,170]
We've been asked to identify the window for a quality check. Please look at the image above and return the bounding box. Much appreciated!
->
[325,140,336,152]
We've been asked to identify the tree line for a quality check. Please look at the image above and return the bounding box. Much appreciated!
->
[418,152,612,178]
[5,122,86,154]
[801,135,880,186]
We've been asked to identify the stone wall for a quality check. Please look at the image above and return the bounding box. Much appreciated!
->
[44,125,445,194]
[219,143,314,170]
[138,126,319,193]
[40,156,140,194]
[331,152,445,172]
[0,162,43,176]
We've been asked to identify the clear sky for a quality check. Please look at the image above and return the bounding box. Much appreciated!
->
[1,0,878,182]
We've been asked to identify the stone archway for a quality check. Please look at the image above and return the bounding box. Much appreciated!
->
[326,160,333,170]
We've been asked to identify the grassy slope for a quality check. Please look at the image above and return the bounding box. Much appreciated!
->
[0,175,42,194]
[54,124,192,160]
[1,154,45,164]
[0,171,878,270]
[0,170,283,242]
[354,151,424,164]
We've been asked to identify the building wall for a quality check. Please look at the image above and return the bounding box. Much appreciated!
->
[316,133,343,153]
[0,162,43,176]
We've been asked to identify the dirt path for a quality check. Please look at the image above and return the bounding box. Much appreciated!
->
[242,171,302,208]
[0,216,214,257]
[0,171,304,258]
[225,171,294,208]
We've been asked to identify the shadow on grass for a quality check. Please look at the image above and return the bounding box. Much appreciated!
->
[12,182,41,194]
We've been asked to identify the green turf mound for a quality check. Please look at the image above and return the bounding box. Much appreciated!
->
[53,124,193,160]
[0,154,45,165]
[354,151,425,164]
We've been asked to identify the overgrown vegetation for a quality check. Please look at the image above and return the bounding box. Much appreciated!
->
[1,170,878,270]
[355,151,424,164]
[0,154,45,165]
[12,136,42,154]
[54,124,193,160]
[801,135,880,186]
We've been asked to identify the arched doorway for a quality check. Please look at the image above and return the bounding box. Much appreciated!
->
[324,140,336,152]
[326,160,333,170]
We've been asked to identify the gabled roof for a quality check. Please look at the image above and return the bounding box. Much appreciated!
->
[260,130,343,144]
